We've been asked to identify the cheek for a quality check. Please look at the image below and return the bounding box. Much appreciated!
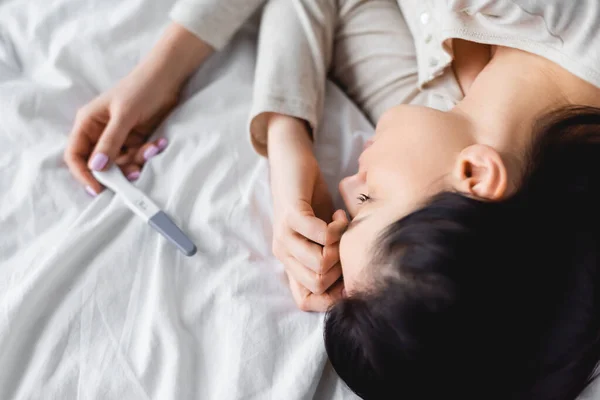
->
[369,156,433,217]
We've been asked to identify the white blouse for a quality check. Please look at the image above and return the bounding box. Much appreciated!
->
[399,0,600,90]
[170,0,600,91]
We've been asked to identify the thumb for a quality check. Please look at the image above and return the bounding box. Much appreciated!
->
[288,200,328,246]
[326,209,349,245]
[88,115,130,171]
[332,209,349,223]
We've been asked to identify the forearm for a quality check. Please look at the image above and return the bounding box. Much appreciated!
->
[267,114,318,205]
[141,0,267,90]
[138,22,214,91]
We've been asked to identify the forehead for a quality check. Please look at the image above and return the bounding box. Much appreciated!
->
[340,203,404,292]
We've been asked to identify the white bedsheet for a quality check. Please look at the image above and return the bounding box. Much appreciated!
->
[3,1,600,399]
[0,0,370,398]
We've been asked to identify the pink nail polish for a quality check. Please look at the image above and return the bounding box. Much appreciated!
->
[89,153,108,171]
[85,186,98,197]
[157,138,168,150]
[127,171,140,181]
[143,145,159,160]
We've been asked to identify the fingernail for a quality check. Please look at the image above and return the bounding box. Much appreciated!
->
[157,138,168,150]
[143,145,159,160]
[85,186,97,197]
[89,153,108,171]
[127,171,140,181]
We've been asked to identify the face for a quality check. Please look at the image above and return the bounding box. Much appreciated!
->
[339,105,474,293]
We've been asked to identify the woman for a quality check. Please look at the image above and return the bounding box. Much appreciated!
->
[64,0,600,398]
[252,3,600,397]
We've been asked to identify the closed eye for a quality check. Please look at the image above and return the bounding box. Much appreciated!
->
[357,193,371,204]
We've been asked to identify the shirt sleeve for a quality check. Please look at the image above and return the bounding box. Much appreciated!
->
[169,0,265,50]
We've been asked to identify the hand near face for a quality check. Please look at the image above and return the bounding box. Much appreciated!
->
[283,210,348,312]
[266,113,350,310]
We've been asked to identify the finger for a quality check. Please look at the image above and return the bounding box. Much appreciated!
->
[287,272,344,312]
[287,207,328,246]
[325,209,349,245]
[319,210,348,270]
[88,115,131,171]
[117,133,147,161]
[286,272,312,311]
[64,150,104,196]
[120,163,141,181]
[113,146,143,180]
[284,255,342,295]
[283,233,325,273]
[324,279,345,305]
[333,208,349,224]
[64,113,104,194]
[321,241,340,273]
[122,132,147,149]
[114,148,136,166]
[132,137,168,165]
[312,172,334,223]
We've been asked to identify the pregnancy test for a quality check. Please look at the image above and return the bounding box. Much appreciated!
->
[92,166,197,257]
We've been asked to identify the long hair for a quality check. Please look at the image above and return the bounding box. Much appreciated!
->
[324,106,600,400]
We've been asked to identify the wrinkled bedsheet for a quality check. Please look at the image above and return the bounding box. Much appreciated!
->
[2,0,599,399]
[0,0,370,398]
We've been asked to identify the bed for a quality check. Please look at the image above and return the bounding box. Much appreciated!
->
[3,1,600,399]
[0,0,371,398]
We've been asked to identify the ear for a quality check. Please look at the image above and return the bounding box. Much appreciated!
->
[452,144,508,201]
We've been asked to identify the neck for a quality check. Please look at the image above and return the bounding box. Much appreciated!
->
[452,47,600,155]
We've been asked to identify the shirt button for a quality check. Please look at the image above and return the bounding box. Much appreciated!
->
[420,12,430,25]
[429,56,439,67]
[424,33,433,43]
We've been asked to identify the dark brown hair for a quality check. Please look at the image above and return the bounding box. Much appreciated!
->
[325,106,600,400]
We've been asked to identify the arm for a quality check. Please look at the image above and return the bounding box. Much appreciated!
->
[154,0,267,82]
[170,0,266,51]
[249,0,336,156]
[267,116,319,212]
[266,114,346,311]
[145,22,215,90]
[66,0,265,193]
[248,0,345,311]
[64,22,214,193]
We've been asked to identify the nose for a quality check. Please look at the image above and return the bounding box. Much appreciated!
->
[339,172,367,218]
[358,139,373,170]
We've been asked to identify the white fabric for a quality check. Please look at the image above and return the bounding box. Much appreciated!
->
[167,0,600,93]
[0,0,367,398]
[398,0,600,90]
[169,0,264,50]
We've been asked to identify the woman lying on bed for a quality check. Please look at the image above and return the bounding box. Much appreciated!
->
[64,0,600,399]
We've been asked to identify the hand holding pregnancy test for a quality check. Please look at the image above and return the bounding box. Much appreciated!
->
[92,166,197,257]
